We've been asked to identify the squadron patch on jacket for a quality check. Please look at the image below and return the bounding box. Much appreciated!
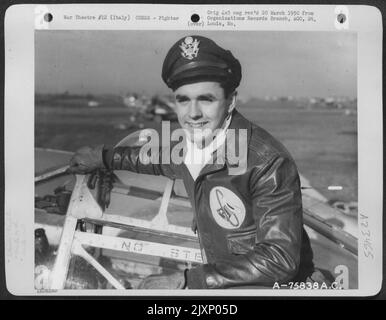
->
[209,187,246,229]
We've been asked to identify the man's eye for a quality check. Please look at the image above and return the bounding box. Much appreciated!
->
[176,97,189,104]
[199,96,215,102]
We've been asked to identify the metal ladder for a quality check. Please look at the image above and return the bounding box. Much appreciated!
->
[49,174,203,290]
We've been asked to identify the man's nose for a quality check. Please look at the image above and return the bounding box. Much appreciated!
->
[188,101,202,119]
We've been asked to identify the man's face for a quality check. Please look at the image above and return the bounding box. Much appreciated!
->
[173,81,232,145]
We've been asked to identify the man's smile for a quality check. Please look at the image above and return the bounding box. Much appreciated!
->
[185,121,209,128]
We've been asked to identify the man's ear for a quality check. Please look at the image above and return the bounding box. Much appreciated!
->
[227,91,237,114]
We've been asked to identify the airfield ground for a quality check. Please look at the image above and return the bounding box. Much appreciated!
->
[35,98,357,203]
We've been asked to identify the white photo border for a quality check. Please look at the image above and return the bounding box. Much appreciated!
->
[4,4,383,296]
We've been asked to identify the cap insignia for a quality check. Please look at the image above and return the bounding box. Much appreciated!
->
[179,37,200,60]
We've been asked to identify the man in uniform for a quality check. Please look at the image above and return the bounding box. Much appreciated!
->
[69,35,319,289]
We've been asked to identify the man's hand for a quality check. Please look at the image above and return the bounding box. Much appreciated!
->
[137,271,186,289]
[87,169,117,209]
[68,145,106,174]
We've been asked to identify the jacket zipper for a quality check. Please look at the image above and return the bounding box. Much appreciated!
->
[193,176,207,264]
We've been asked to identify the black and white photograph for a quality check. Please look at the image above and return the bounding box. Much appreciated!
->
[4,4,383,297]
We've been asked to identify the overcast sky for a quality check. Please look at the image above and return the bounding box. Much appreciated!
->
[35,30,356,99]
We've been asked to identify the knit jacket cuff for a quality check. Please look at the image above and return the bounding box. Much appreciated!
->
[186,266,209,289]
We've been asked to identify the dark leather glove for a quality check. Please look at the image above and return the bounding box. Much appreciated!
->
[87,169,117,209]
[137,271,187,289]
[68,145,106,174]
[306,269,333,287]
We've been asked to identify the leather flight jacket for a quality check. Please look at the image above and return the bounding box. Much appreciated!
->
[103,110,315,289]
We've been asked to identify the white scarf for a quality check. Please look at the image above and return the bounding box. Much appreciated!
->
[184,114,232,180]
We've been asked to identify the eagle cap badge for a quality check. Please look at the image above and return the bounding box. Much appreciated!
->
[179,36,200,60]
